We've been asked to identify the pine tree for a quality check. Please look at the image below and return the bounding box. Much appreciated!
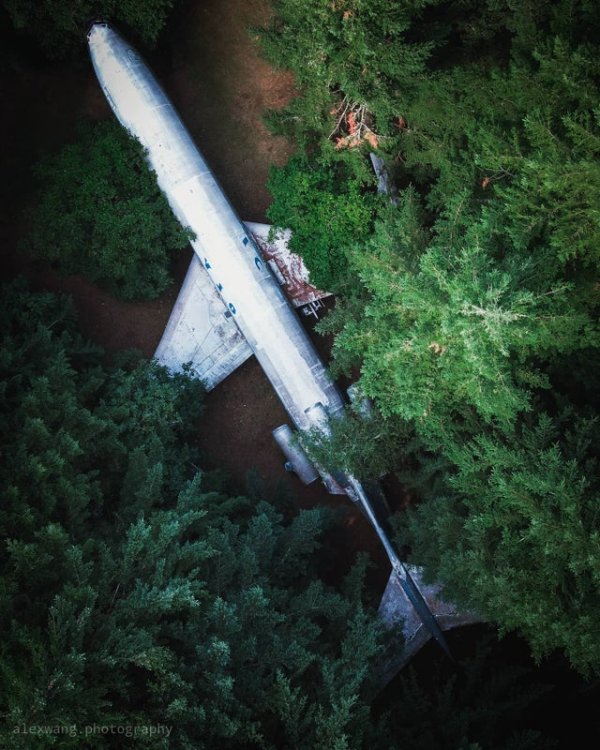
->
[404,411,600,675]
[2,0,177,59]
[262,0,600,674]
[26,121,192,301]
[0,282,386,749]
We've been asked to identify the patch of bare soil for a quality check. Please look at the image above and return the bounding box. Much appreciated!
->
[163,0,296,221]
[31,263,187,357]
[167,0,294,221]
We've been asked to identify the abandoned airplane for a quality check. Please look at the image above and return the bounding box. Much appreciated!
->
[88,22,476,667]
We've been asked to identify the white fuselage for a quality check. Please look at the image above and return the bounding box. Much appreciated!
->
[87,23,344,433]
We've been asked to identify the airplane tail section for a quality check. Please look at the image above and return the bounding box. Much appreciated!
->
[378,565,481,682]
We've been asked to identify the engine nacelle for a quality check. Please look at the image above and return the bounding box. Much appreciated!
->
[272,424,319,485]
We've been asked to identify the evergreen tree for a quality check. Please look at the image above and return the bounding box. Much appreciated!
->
[260,0,436,138]
[2,0,177,59]
[0,281,385,749]
[261,0,600,673]
[26,121,191,301]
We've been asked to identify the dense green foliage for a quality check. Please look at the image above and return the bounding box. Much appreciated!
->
[371,638,551,750]
[300,397,409,482]
[267,151,375,290]
[26,121,190,301]
[2,0,176,58]
[0,281,556,748]
[403,411,600,674]
[0,282,384,748]
[262,0,600,673]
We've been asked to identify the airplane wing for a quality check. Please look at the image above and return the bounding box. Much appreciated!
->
[154,224,331,390]
[244,222,331,310]
[154,253,253,390]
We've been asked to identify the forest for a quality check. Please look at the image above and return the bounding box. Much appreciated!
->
[0,0,599,747]
[261,0,600,675]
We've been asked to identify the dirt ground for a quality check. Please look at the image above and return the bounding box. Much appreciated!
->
[0,0,389,589]
[164,0,296,221]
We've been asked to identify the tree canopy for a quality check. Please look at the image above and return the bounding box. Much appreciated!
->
[0,0,597,743]
[0,281,386,749]
[2,0,177,58]
[261,0,600,674]
[0,280,559,748]
[26,121,191,301]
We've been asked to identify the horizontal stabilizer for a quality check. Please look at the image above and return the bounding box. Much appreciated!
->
[154,254,252,390]
[378,566,481,683]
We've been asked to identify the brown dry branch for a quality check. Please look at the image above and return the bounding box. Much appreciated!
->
[330,100,380,150]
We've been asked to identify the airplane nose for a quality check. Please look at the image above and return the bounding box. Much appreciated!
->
[86,20,109,41]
